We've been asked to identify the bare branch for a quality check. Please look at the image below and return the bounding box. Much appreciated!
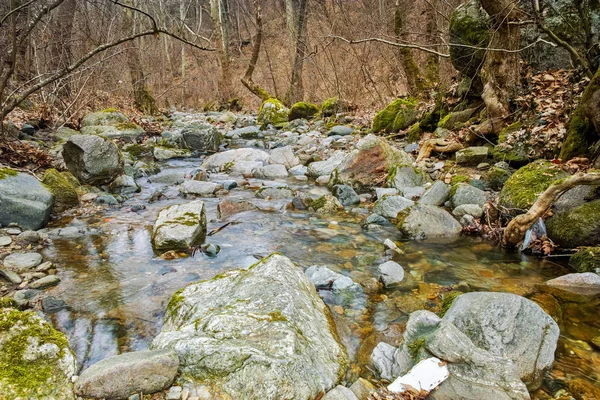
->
[112,0,158,32]
[0,0,38,27]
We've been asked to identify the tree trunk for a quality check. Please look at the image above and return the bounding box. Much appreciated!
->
[211,0,233,103]
[285,0,308,105]
[424,2,439,87]
[49,0,76,97]
[395,0,424,95]
[479,0,522,134]
[241,0,272,101]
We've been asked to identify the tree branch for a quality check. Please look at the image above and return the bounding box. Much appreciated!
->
[0,0,38,27]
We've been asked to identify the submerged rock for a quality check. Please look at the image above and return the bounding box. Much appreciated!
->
[0,168,54,230]
[396,204,462,240]
[63,135,123,185]
[0,308,77,400]
[152,254,348,399]
[152,201,206,252]
[332,184,360,206]
[74,349,178,399]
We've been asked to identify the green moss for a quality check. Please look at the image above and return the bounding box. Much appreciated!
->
[310,196,327,211]
[257,98,289,128]
[499,160,569,212]
[407,123,422,143]
[492,121,531,165]
[407,337,426,360]
[372,98,418,133]
[569,246,600,272]
[0,297,17,309]
[42,168,79,212]
[124,143,153,159]
[546,199,600,248]
[560,111,594,160]
[268,311,288,322]
[289,102,319,121]
[450,174,470,186]
[102,107,119,113]
[115,122,141,131]
[321,97,342,117]
[0,309,73,397]
[0,167,17,181]
[486,166,512,190]
[449,0,490,77]
[438,291,462,317]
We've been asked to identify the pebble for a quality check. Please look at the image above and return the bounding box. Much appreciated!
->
[0,236,12,246]
[29,275,60,289]
[6,228,22,235]
[167,386,183,400]
[0,268,22,284]
[17,230,40,243]
[3,252,43,271]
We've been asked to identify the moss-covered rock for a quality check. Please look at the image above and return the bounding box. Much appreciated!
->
[547,199,600,248]
[492,121,531,165]
[42,169,79,213]
[81,110,128,127]
[406,123,422,143]
[258,98,289,128]
[289,102,319,121]
[321,97,350,117]
[498,160,569,212]
[449,0,490,77]
[309,195,344,213]
[0,167,18,181]
[0,308,77,399]
[438,108,478,130]
[569,246,600,273]
[486,166,513,190]
[372,98,418,133]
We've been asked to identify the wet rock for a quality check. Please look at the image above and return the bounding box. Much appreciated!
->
[152,254,348,400]
[289,165,308,176]
[179,180,222,196]
[181,124,221,152]
[370,342,410,382]
[16,230,40,243]
[256,186,294,199]
[328,126,354,137]
[0,169,54,230]
[42,296,67,313]
[152,201,206,252]
[378,261,405,288]
[305,265,344,289]
[307,152,346,177]
[253,164,289,179]
[546,199,600,248]
[323,385,358,400]
[217,199,258,219]
[153,146,192,161]
[29,275,60,290]
[310,194,344,213]
[269,146,301,169]
[372,196,414,219]
[4,252,43,271]
[63,135,123,185]
[95,194,118,205]
[419,181,450,206]
[455,146,489,166]
[452,204,484,218]
[450,183,487,208]
[332,185,360,206]
[201,148,269,172]
[329,135,412,192]
[292,197,307,210]
[201,243,220,257]
[546,273,600,296]
[0,308,77,400]
[74,349,179,399]
[397,204,462,240]
[375,188,399,199]
[108,175,140,196]
[364,213,388,226]
[0,268,22,284]
[212,179,237,190]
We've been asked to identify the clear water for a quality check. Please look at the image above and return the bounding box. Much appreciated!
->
[42,157,600,395]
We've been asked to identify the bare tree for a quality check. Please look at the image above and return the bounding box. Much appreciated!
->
[285,0,308,105]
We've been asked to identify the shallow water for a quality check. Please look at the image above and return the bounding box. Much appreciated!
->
[42,157,600,394]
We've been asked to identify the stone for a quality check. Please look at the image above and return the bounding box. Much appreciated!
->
[181,124,221,152]
[42,296,67,313]
[553,185,598,215]
[253,164,289,179]
[0,169,54,230]
[80,110,144,140]
[41,169,79,213]
[332,185,360,206]
[375,188,399,199]
[74,349,179,399]
[167,386,183,400]
[450,183,487,208]
[307,152,346,177]
[0,268,22,284]
[310,195,344,213]
[378,261,405,288]
[3,252,43,271]
[546,273,600,296]
[201,148,269,172]
[0,236,11,246]
[153,146,192,161]
[569,246,600,273]
[179,181,222,196]
[63,135,123,185]
[402,186,426,200]
[329,135,412,192]
[455,146,489,166]
[349,378,376,400]
[16,230,40,243]
[397,204,462,240]
[328,126,354,136]
[289,102,319,121]
[96,194,118,205]
[269,146,301,169]
[217,199,258,219]
[389,166,427,194]
[370,342,410,382]
[323,385,358,400]
[0,308,77,400]
[212,179,237,190]
[108,175,140,196]
[486,165,513,191]
[372,99,418,133]
[255,186,294,199]
[152,254,348,400]
[231,161,263,177]
[452,204,484,218]
[258,98,290,127]
[305,265,345,289]
[419,181,450,206]
[289,165,308,176]
[546,199,600,248]
[81,110,128,127]
[226,126,260,139]
[152,201,206,252]
[29,275,60,290]
[372,196,414,219]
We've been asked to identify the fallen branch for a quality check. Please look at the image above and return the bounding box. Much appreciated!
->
[502,171,600,247]
[416,139,463,163]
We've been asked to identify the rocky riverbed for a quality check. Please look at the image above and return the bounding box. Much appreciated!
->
[0,107,599,399]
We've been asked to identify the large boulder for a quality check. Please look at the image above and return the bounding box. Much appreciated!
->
[289,102,319,121]
[74,349,179,399]
[258,98,289,127]
[180,124,221,152]
[546,199,600,248]
[62,135,123,185]
[499,160,568,213]
[41,169,79,213]
[372,98,418,133]
[152,254,348,399]
[80,110,144,141]
[201,148,269,172]
[328,135,412,192]
[0,308,77,399]
[0,168,54,230]
[152,201,207,252]
[396,204,462,240]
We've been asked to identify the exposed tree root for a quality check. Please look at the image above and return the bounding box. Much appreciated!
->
[416,139,463,163]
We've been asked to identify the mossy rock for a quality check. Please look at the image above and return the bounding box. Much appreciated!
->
[560,108,596,160]
[257,98,289,128]
[81,110,128,127]
[449,0,490,77]
[0,308,77,399]
[407,123,422,143]
[486,166,513,190]
[321,97,350,117]
[0,167,18,181]
[438,108,477,130]
[547,199,600,248]
[123,143,154,159]
[372,98,418,133]
[289,102,319,121]
[498,160,568,213]
[492,121,531,165]
[42,169,80,213]
[569,247,600,273]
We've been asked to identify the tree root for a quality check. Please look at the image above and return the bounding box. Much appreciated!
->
[416,139,463,163]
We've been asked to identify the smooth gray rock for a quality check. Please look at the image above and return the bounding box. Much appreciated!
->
[402,186,426,201]
[226,125,260,139]
[372,195,414,219]
[389,166,427,194]
[397,204,462,240]
[152,254,348,400]
[456,146,489,166]
[552,185,597,215]
[419,181,450,206]
[328,126,354,137]
[255,186,294,199]
[253,164,289,179]
[153,146,192,161]
[29,275,60,290]
[181,124,221,152]
[3,252,43,271]
[0,171,54,230]
[451,183,487,208]
[269,146,301,169]
[370,342,411,382]
[546,272,600,296]
[179,180,222,196]
[307,152,346,177]
[305,265,344,289]
[378,261,405,288]
[452,204,484,218]
[289,165,308,176]
[332,185,360,206]
[74,349,179,399]
[108,175,140,196]
[0,236,11,246]
[375,188,399,199]
[152,201,206,252]
[349,378,376,400]
[0,268,22,284]
[322,385,359,400]
[16,230,40,243]
[201,148,269,172]
[63,135,123,185]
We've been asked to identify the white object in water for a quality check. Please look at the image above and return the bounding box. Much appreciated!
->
[388,357,450,394]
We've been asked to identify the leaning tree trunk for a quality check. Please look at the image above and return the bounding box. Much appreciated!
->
[479,0,522,134]
[211,0,234,103]
[285,0,308,105]
[394,0,424,95]
[241,0,272,101]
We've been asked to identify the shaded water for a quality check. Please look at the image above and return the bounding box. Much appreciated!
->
[42,157,600,394]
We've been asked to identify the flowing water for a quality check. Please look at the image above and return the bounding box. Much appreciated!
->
[41,157,600,395]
